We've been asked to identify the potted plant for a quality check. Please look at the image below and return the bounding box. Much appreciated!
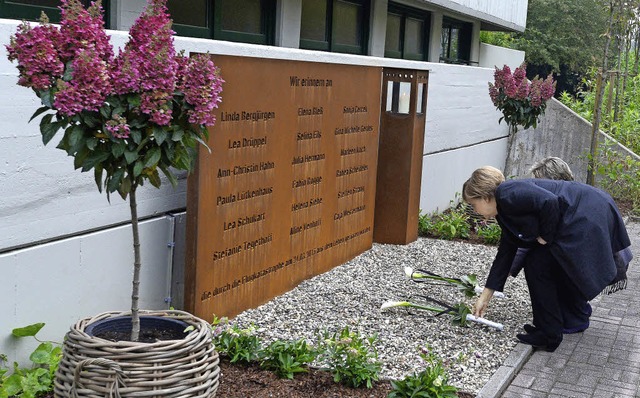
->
[6,0,224,396]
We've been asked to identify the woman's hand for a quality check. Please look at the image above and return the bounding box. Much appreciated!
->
[537,236,547,245]
[473,287,495,317]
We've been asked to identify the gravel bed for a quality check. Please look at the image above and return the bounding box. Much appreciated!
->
[232,237,533,395]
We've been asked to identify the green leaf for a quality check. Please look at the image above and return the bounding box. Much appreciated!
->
[39,89,54,108]
[172,129,184,142]
[193,134,211,153]
[128,94,141,109]
[80,113,100,128]
[153,126,168,144]
[29,342,53,364]
[118,177,131,200]
[62,60,74,81]
[29,106,50,123]
[86,137,98,150]
[111,142,126,158]
[2,373,22,395]
[144,146,161,168]
[94,165,104,193]
[73,146,90,170]
[40,115,60,145]
[148,169,162,188]
[133,160,144,177]
[67,125,85,154]
[131,129,142,144]
[100,105,111,119]
[159,165,178,187]
[81,151,110,172]
[124,149,139,164]
[107,168,125,193]
[12,323,45,337]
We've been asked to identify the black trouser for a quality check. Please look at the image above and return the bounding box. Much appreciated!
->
[523,245,589,340]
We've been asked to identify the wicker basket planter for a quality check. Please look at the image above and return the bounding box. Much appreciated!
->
[53,310,220,398]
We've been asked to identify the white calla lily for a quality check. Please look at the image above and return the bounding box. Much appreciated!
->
[380,301,411,310]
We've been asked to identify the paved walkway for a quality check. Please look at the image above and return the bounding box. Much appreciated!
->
[478,220,640,398]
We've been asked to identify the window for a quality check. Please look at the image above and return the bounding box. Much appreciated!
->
[440,17,472,65]
[0,0,109,24]
[168,0,275,45]
[384,3,430,61]
[300,0,369,55]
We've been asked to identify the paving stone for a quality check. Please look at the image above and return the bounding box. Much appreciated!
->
[492,222,640,398]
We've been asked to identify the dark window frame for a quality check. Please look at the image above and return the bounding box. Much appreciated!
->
[169,0,275,45]
[440,16,473,65]
[384,2,430,61]
[0,0,110,26]
[299,0,370,55]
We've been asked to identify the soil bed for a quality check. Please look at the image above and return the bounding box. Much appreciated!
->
[217,357,475,398]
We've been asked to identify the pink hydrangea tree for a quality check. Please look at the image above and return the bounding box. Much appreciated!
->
[488,63,555,172]
[6,0,224,341]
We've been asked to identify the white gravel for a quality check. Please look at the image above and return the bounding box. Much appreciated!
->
[232,237,534,394]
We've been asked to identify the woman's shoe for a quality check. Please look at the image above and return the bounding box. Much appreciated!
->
[523,324,537,333]
[516,331,561,352]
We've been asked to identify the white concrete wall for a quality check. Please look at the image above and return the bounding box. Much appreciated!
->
[479,43,525,70]
[421,139,507,212]
[0,216,174,366]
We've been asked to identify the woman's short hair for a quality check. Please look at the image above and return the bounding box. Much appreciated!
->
[462,166,505,201]
[530,157,574,181]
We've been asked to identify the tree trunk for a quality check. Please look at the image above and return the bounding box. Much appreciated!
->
[504,124,517,177]
[129,184,141,341]
[633,29,640,76]
[588,1,616,186]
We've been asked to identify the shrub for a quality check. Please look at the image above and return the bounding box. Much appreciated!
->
[212,318,261,364]
[476,221,502,245]
[0,323,61,398]
[388,346,458,398]
[595,144,640,217]
[316,326,382,388]
[421,205,470,240]
[259,339,317,379]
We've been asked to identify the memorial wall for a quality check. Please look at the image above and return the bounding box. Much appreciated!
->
[185,56,383,319]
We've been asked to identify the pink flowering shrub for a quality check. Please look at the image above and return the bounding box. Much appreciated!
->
[6,0,224,340]
[488,63,555,130]
[6,0,223,198]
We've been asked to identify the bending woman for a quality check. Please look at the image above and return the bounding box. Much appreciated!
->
[463,166,632,352]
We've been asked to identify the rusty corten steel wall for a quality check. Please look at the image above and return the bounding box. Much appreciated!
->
[374,69,428,244]
[185,55,382,319]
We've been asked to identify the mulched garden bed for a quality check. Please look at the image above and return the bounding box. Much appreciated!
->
[217,357,475,398]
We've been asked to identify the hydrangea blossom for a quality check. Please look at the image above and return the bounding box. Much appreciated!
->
[54,46,111,116]
[58,0,113,63]
[179,54,224,126]
[488,63,556,131]
[5,22,63,90]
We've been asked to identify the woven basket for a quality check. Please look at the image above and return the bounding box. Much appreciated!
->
[53,310,220,398]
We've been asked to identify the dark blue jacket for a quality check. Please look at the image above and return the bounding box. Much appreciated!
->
[485,179,632,300]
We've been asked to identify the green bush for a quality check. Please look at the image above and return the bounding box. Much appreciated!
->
[212,318,261,364]
[316,326,382,388]
[388,346,458,398]
[259,339,317,379]
[476,222,501,245]
[0,323,61,398]
[420,205,470,240]
[595,144,640,217]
